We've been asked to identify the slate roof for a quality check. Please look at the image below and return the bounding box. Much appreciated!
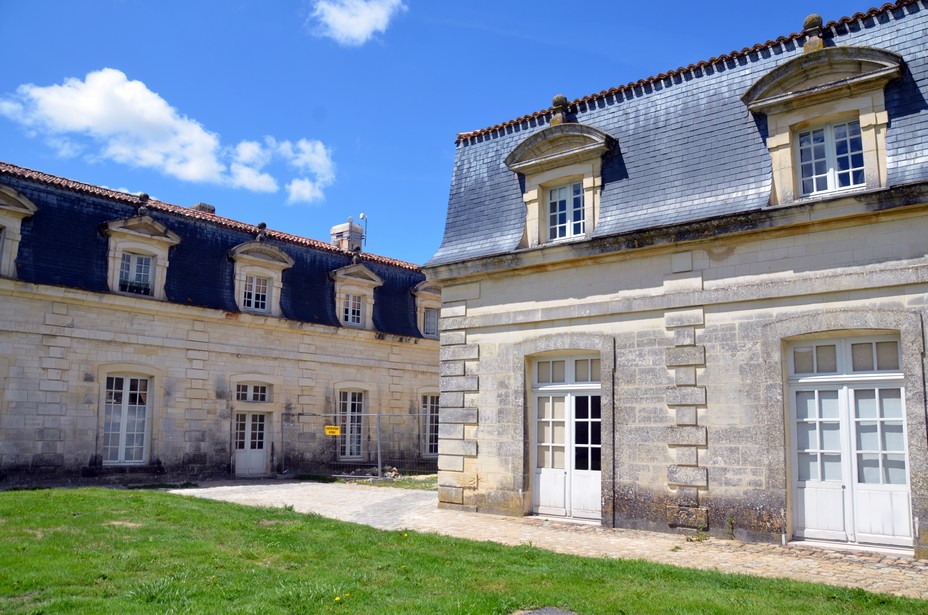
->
[0,161,428,338]
[427,0,928,267]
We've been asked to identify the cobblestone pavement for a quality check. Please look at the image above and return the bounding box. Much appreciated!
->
[171,480,928,600]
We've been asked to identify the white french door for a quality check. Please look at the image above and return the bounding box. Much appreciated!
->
[788,337,912,548]
[234,412,268,476]
[531,356,602,520]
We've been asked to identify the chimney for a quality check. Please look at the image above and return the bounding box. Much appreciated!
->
[330,216,365,252]
[191,202,216,214]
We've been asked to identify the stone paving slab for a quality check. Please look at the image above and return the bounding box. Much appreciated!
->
[170,480,928,600]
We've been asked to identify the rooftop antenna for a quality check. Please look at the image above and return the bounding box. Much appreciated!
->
[359,213,368,247]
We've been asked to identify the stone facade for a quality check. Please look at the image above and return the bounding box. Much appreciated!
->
[424,2,928,558]
[0,163,439,481]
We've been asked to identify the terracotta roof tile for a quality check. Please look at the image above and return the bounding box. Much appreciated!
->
[455,0,917,144]
[0,160,421,272]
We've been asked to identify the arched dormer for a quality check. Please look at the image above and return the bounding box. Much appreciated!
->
[742,46,903,205]
[228,241,294,317]
[0,185,38,278]
[103,214,181,300]
[504,123,615,248]
[330,263,383,330]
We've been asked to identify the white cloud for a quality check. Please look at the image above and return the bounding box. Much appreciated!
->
[286,178,326,204]
[311,0,406,46]
[0,69,337,204]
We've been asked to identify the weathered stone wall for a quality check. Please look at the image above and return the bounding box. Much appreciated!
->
[433,206,928,553]
[0,282,438,480]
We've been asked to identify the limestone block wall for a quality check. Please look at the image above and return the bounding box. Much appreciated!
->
[0,281,438,479]
[432,206,928,552]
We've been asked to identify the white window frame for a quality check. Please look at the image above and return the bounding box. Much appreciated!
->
[423,308,439,337]
[547,181,585,241]
[797,121,866,197]
[229,241,294,317]
[242,274,270,313]
[118,252,154,296]
[421,392,440,457]
[337,389,366,460]
[331,264,383,331]
[0,186,38,279]
[412,280,441,339]
[236,382,270,403]
[104,215,180,301]
[97,363,161,467]
[343,292,363,326]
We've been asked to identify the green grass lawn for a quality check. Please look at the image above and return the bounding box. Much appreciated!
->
[0,489,923,614]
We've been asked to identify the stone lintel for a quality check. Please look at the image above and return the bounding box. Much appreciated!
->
[440,344,479,361]
[666,386,706,406]
[665,345,705,367]
[667,425,707,447]
[667,464,708,487]
[440,375,479,392]
[665,307,704,328]
[440,407,478,424]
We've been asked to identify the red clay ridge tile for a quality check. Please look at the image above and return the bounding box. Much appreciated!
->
[455,0,918,144]
[0,160,421,272]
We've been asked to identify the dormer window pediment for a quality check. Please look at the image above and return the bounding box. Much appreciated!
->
[104,215,182,245]
[742,47,903,115]
[229,241,295,272]
[504,124,615,176]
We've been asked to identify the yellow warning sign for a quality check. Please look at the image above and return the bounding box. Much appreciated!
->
[325,425,341,436]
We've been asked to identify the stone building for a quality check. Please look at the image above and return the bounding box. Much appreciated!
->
[423,1,928,557]
[0,161,440,480]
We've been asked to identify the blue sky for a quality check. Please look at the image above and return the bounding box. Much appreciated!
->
[1,0,864,265]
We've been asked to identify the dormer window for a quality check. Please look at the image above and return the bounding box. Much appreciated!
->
[119,253,153,295]
[412,280,441,339]
[0,186,38,279]
[504,121,614,249]
[330,263,383,330]
[548,181,585,241]
[798,121,864,196]
[229,240,294,317]
[742,45,902,205]
[103,211,180,300]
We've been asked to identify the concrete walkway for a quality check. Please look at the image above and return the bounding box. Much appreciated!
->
[170,480,928,600]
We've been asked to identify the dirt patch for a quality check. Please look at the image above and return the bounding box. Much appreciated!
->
[105,520,142,528]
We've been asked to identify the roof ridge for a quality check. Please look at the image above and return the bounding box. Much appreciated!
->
[0,160,421,271]
[455,0,917,144]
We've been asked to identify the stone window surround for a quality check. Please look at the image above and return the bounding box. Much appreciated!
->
[96,362,164,467]
[229,241,294,318]
[412,281,441,338]
[742,46,902,206]
[0,185,38,279]
[759,308,927,555]
[103,215,181,301]
[504,124,613,249]
[330,264,383,330]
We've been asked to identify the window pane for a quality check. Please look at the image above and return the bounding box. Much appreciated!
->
[537,396,549,419]
[793,348,813,374]
[551,360,565,382]
[820,422,841,450]
[876,341,899,370]
[537,446,549,468]
[798,453,818,481]
[576,396,588,419]
[822,454,842,481]
[797,423,816,450]
[857,453,881,484]
[552,397,565,420]
[590,395,601,420]
[575,359,589,382]
[537,361,550,384]
[576,421,589,445]
[819,390,839,419]
[883,454,907,485]
[591,359,601,382]
[575,448,588,471]
[855,390,877,418]
[815,345,836,373]
[537,423,550,444]
[881,422,905,452]
[880,389,903,419]
[795,391,815,419]
[856,422,879,451]
[590,447,601,471]
[552,421,565,445]
[852,343,874,371]
[591,419,601,445]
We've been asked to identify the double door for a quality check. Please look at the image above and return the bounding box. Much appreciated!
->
[532,391,602,520]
